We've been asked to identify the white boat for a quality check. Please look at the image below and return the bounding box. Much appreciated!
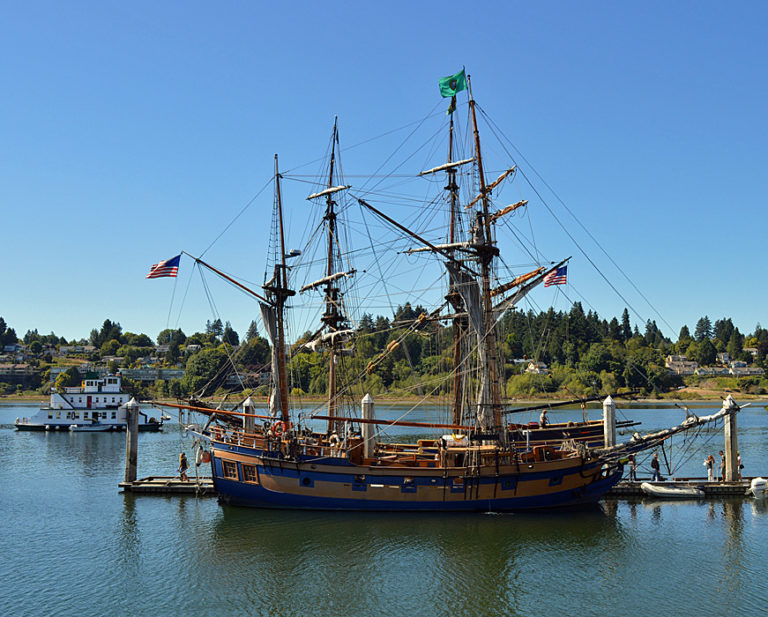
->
[69,422,112,432]
[15,374,164,432]
[640,482,705,499]
[746,477,767,498]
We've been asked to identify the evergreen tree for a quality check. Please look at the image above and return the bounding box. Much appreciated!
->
[621,308,631,341]
[678,325,692,341]
[694,316,713,341]
[245,320,260,342]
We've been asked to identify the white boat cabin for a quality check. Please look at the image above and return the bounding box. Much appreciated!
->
[47,374,128,410]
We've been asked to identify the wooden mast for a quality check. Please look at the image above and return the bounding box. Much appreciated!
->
[467,75,503,430]
[446,111,467,426]
[273,154,292,424]
[323,119,343,433]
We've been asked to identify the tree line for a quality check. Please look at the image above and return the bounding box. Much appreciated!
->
[3,307,768,399]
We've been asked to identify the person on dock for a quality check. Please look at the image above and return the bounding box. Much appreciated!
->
[738,451,743,481]
[628,454,637,482]
[719,450,726,482]
[539,409,548,428]
[705,454,714,482]
[178,452,189,482]
[651,452,661,482]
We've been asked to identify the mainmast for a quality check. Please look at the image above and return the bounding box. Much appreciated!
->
[445,112,467,425]
[467,75,503,430]
[322,119,344,433]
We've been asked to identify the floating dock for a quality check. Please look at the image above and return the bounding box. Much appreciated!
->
[607,477,754,498]
[119,475,216,496]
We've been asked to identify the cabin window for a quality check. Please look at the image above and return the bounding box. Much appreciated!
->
[111,412,116,419]
[242,465,258,483]
[83,412,89,419]
[95,397,99,403]
[55,412,61,419]
[78,398,82,403]
[48,413,53,419]
[112,397,115,403]
[222,461,238,480]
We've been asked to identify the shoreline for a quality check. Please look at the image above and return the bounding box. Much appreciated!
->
[3,392,766,407]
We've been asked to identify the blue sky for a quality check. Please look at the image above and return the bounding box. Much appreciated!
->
[1,1,766,343]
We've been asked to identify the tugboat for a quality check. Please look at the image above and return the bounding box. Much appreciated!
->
[15,373,164,432]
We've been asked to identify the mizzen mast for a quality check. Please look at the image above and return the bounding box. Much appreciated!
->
[261,155,294,424]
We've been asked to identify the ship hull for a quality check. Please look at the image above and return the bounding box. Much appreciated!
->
[210,447,622,512]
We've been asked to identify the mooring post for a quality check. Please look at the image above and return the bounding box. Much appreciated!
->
[603,395,616,448]
[123,397,140,484]
[361,393,375,459]
[723,395,739,482]
[243,396,255,435]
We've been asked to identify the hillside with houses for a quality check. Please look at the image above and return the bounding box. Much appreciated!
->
[1,309,767,402]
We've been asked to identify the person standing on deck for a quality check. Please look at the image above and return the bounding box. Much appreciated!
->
[705,454,714,482]
[719,450,726,482]
[651,452,661,482]
[178,452,189,482]
[628,455,637,482]
[539,409,548,428]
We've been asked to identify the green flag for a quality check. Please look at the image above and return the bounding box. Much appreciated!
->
[446,95,456,115]
[439,69,466,98]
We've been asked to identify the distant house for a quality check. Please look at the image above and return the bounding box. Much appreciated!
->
[185,344,201,353]
[716,352,731,365]
[665,355,698,376]
[155,344,170,354]
[730,360,748,369]
[695,367,731,376]
[730,366,764,377]
[744,347,759,358]
[525,361,549,375]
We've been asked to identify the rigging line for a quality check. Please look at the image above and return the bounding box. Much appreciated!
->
[197,267,246,393]
[477,106,673,335]
[281,107,450,176]
[200,175,273,259]
[359,100,445,195]
[173,260,200,328]
[165,267,180,331]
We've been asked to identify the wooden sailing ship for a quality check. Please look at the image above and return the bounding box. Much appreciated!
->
[167,71,729,511]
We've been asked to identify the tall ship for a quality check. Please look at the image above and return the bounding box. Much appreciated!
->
[169,71,732,511]
[15,372,164,431]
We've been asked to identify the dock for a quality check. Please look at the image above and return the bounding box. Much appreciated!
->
[607,477,753,498]
[119,475,217,496]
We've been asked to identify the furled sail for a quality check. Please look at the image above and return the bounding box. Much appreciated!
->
[447,262,491,428]
[306,185,350,200]
[299,269,356,294]
[259,302,281,416]
[464,166,516,209]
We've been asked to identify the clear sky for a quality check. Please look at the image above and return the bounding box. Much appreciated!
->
[1,1,766,343]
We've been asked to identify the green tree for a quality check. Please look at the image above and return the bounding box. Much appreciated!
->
[694,316,713,341]
[222,321,239,347]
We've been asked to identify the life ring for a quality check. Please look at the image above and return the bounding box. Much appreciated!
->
[328,432,341,446]
[272,421,287,437]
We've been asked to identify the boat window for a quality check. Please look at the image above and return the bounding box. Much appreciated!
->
[55,412,61,419]
[223,461,238,480]
[112,398,115,403]
[79,398,82,403]
[84,412,89,419]
[111,412,116,419]
[48,413,53,419]
[242,465,258,483]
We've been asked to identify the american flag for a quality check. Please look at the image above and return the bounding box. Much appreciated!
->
[544,265,567,287]
[146,254,181,279]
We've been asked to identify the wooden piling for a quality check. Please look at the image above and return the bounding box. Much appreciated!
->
[123,398,139,484]
[723,395,739,482]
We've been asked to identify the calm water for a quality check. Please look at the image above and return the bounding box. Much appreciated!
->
[2,401,768,617]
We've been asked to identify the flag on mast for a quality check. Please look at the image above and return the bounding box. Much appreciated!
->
[146,254,181,279]
[439,69,466,98]
[544,265,567,287]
